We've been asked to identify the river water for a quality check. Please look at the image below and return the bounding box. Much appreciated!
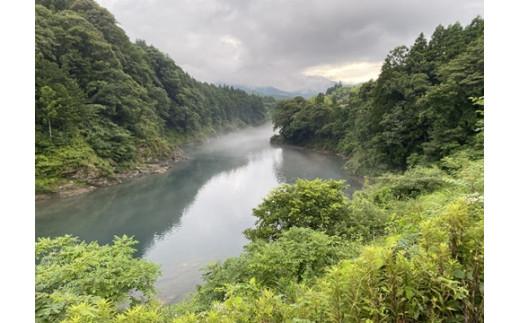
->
[35,123,362,303]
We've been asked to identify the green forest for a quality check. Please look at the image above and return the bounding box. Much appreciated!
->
[35,0,267,194]
[35,1,484,322]
[272,17,483,174]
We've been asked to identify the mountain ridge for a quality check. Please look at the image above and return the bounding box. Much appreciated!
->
[232,84,331,99]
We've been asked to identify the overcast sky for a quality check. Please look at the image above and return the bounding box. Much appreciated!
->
[97,0,483,91]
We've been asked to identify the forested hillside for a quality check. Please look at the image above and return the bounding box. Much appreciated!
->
[272,17,484,173]
[35,0,266,193]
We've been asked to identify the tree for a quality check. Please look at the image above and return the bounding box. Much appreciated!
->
[196,227,358,305]
[316,92,325,104]
[38,86,59,139]
[244,179,350,241]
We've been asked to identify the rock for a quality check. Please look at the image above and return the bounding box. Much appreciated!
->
[36,148,189,201]
[59,186,96,198]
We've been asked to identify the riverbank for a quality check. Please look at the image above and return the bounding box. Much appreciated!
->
[36,121,269,201]
[35,148,187,201]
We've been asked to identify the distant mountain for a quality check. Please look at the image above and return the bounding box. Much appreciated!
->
[254,86,313,99]
[233,85,329,100]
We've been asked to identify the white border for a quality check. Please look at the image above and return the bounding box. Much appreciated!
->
[0,1,35,321]
[485,0,520,321]
[2,0,520,321]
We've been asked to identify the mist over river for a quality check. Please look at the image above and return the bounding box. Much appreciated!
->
[36,123,362,303]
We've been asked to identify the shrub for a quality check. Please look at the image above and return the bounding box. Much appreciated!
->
[371,166,448,203]
[195,228,359,307]
[294,198,483,322]
[36,235,160,322]
[244,179,350,241]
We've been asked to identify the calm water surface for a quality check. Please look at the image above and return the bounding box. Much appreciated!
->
[36,123,362,303]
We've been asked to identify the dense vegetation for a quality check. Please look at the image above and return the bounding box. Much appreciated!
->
[35,4,484,321]
[36,235,160,322]
[272,18,483,174]
[35,0,267,193]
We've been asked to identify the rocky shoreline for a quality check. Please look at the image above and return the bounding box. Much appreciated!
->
[36,149,187,201]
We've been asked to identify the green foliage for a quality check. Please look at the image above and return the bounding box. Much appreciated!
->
[301,202,481,322]
[245,179,350,241]
[194,228,359,307]
[245,179,387,242]
[36,138,112,176]
[36,235,160,322]
[35,0,267,191]
[272,17,484,174]
[371,166,448,201]
[172,283,293,323]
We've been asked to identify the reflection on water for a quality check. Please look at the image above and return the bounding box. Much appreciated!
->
[36,123,362,303]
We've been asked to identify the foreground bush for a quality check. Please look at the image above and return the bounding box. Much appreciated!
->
[194,227,360,307]
[294,198,483,322]
[245,179,387,242]
[36,235,160,322]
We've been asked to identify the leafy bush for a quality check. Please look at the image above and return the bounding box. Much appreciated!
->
[36,235,160,322]
[172,283,292,323]
[300,198,483,322]
[195,228,359,307]
[244,179,350,241]
[346,192,388,240]
[371,166,449,202]
[439,151,484,194]
[245,178,388,242]
[35,139,113,192]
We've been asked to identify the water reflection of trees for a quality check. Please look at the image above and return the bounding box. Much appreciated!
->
[272,146,364,197]
[36,154,251,256]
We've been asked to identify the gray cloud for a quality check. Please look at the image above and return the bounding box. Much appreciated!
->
[98,0,483,91]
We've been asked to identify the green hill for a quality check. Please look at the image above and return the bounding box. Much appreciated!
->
[35,0,267,194]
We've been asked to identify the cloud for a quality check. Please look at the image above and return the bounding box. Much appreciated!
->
[97,0,483,91]
[304,61,382,85]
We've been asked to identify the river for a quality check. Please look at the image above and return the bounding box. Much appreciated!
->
[35,123,362,303]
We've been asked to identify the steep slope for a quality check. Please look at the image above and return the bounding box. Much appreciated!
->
[35,0,267,193]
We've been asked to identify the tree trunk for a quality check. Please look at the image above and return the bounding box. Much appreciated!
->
[48,119,52,140]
